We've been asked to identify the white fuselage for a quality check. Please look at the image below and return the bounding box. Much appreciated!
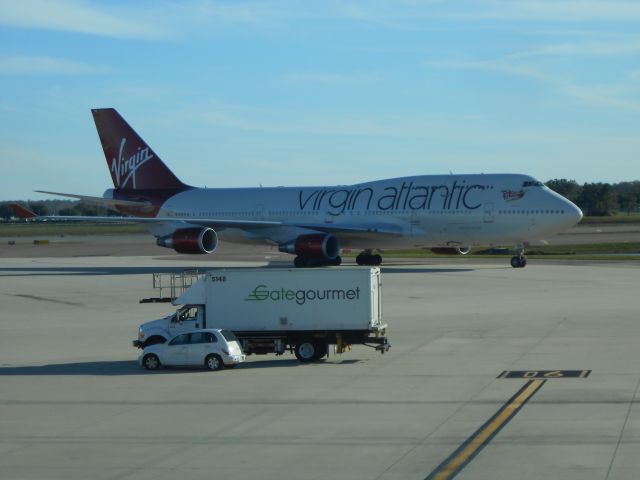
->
[151,173,582,250]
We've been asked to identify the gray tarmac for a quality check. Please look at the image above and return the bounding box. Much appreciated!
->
[0,253,639,480]
[1,221,639,260]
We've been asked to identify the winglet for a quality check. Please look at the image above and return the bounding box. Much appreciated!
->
[9,203,39,219]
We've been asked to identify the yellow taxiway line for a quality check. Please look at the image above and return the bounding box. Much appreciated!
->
[427,379,546,480]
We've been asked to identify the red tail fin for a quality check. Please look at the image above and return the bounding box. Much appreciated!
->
[9,203,38,219]
[91,108,186,191]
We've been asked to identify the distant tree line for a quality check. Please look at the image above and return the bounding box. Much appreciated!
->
[545,179,640,216]
[1,180,639,219]
[0,199,116,220]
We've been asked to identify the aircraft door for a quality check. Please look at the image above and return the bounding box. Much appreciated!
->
[410,211,420,236]
[483,203,494,223]
[528,210,537,228]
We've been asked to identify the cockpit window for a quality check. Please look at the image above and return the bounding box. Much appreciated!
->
[522,181,543,187]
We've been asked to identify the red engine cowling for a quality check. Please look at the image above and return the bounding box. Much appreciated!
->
[279,234,340,259]
[156,227,218,254]
[430,246,471,255]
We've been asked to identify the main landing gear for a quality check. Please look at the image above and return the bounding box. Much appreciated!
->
[510,244,527,268]
[294,256,342,268]
[356,250,382,266]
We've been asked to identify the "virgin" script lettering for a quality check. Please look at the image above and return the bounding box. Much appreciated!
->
[110,138,154,188]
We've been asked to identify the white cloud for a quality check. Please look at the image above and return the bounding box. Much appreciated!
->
[471,0,640,22]
[4,1,640,42]
[296,0,640,26]
[169,102,446,138]
[282,72,382,85]
[428,58,640,113]
[0,0,168,39]
[507,40,640,60]
[0,56,111,75]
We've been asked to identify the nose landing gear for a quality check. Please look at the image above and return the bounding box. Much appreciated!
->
[510,244,527,268]
[356,249,382,266]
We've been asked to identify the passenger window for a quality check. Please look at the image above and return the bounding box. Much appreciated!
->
[205,333,217,343]
[169,334,190,346]
[190,332,206,344]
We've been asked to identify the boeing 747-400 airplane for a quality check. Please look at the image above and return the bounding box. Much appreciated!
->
[16,108,583,268]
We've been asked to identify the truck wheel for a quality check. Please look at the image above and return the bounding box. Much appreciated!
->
[295,340,325,362]
[294,341,316,362]
[205,354,224,371]
[142,354,160,370]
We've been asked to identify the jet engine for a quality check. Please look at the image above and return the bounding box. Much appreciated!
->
[430,246,471,255]
[278,234,340,260]
[157,227,218,254]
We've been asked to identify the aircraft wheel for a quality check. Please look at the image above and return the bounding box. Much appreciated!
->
[510,256,527,268]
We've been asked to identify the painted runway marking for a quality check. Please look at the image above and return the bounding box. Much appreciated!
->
[425,379,546,480]
[497,370,591,379]
[13,293,84,307]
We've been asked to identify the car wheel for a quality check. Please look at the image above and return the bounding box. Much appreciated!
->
[205,354,224,371]
[143,354,160,370]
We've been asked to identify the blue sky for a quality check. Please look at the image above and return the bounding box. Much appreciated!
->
[1,0,639,200]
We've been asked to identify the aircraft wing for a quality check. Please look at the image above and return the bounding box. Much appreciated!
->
[10,210,283,227]
[10,204,403,235]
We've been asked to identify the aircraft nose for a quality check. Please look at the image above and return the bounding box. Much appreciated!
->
[563,199,583,226]
[568,200,583,223]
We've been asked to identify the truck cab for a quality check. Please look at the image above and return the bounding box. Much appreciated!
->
[134,305,205,348]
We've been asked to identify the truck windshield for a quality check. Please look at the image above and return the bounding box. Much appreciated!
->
[220,330,239,343]
[177,306,198,322]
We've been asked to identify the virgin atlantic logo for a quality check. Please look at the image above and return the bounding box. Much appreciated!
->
[110,138,154,188]
[502,190,525,202]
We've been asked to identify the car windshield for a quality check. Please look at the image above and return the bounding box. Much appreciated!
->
[220,330,239,343]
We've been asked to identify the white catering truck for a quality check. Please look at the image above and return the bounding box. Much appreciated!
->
[134,268,389,362]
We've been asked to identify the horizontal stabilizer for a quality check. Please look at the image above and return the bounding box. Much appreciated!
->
[35,190,152,208]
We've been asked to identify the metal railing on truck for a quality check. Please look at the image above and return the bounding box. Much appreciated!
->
[139,270,202,303]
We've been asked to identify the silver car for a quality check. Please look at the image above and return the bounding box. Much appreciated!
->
[139,329,245,371]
